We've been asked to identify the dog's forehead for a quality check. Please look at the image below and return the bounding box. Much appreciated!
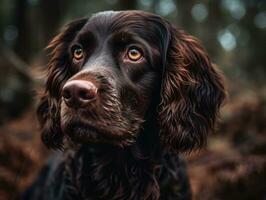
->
[82,11,120,33]
[91,10,120,20]
[80,11,164,38]
[83,10,159,32]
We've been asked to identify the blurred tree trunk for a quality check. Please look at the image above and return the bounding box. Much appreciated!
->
[175,0,194,30]
[117,0,137,10]
[39,0,69,46]
[14,0,30,62]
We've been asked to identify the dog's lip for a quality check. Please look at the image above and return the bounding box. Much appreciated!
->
[62,121,106,143]
[64,121,102,134]
[63,120,117,139]
[61,120,136,146]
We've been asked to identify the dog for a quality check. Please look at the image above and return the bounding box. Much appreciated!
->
[24,10,225,200]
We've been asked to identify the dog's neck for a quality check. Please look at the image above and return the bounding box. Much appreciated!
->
[64,128,162,199]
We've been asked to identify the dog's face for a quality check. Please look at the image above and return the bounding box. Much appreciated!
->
[37,11,225,152]
[59,11,167,146]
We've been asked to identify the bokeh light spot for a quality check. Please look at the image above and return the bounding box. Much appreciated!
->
[191,3,208,22]
[254,12,266,29]
[3,25,18,44]
[155,0,176,16]
[139,0,152,7]
[218,29,237,51]
[222,0,246,20]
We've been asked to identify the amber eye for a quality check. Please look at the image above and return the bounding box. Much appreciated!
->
[127,47,142,61]
[72,46,84,61]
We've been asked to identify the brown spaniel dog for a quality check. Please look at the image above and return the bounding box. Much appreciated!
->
[24,10,225,200]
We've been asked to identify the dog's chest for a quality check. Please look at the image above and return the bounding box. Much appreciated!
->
[45,148,190,200]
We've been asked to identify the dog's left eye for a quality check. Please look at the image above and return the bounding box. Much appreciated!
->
[72,45,84,61]
[127,47,143,62]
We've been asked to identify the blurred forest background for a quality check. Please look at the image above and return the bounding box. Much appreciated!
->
[0,0,266,199]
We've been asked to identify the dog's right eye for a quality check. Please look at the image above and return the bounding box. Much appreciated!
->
[125,46,144,62]
[71,45,84,61]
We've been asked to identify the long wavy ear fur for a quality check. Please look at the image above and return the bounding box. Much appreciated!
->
[36,18,88,149]
[158,26,226,153]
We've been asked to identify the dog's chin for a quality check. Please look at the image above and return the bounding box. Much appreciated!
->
[61,122,135,147]
[63,122,100,144]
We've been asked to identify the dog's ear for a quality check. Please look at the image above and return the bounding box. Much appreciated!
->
[46,18,88,98]
[158,26,226,153]
[37,93,63,149]
[37,18,87,149]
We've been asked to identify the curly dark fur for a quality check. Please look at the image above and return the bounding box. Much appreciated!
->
[24,10,225,200]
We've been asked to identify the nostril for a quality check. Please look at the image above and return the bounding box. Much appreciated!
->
[79,90,87,99]
[62,89,71,100]
[78,85,97,101]
[79,89,92,100]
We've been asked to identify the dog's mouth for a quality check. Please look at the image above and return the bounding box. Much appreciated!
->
[62,121,107,144]
[61,120,137,147]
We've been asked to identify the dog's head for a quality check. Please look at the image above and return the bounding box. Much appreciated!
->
[37,11,225,152]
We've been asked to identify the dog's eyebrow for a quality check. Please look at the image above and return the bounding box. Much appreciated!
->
[75,31,97,46]
[110,31,143,43]
[111,31,153,55]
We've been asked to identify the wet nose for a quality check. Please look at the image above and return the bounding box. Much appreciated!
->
[62,80,97,108]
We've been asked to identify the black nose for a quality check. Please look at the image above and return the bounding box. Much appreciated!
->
[62,80,98,108]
